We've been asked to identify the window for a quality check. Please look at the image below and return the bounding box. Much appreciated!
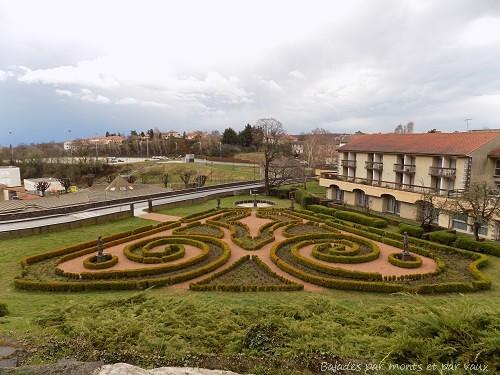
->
[335,189,344,202]
[452,219,468,231]
[386,196,400,215]
[452,213,468,231]
[478,226,488,236]
[495,160,500,177]
[357,191,366,206]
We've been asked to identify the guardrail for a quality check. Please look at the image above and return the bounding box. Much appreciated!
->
[0,180,264,222]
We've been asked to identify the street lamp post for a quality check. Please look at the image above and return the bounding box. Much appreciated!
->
[95,134,98,159]
[175,142,178,158]
[218,142,222,159]
[146,135,149,158]
[9,131,13,163]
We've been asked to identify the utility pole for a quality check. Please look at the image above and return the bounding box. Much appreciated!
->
[465,118,472,131]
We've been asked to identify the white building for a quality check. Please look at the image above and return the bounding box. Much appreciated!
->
[0,166,22,200]
[24,177,65,195]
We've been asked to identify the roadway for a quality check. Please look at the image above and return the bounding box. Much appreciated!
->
[0,181,264,233]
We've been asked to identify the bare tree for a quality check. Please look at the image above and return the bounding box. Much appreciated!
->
[253,118,289,194]
[416,190,444,231]
[267,157,303,189]
[179,170,196,189]
[35,181,51,196]
[58,178,72,193]
[395,122,415,134]
[301,128,335,168]
[452,179,500,240]
[160,173,170,189]
[195,174,208,187]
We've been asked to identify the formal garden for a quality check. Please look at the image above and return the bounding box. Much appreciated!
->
[1,187,499,374]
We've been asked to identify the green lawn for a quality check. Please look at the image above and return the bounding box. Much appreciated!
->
[156,194,297,217]
[1,199,499,374]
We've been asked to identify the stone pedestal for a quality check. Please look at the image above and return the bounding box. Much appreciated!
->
[96,254,106,263]
[401,251,412,261]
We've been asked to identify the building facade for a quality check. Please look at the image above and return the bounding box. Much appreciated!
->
[319,131,500,240]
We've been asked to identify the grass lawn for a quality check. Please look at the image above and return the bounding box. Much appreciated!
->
[1,197,499,374]
[156,194,297,217]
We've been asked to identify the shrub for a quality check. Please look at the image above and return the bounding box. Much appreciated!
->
[333,210,388,228]
[0,302,8,317]
[83,254,119,270]
[428,231,457,246]
[398,223,425,238]
[387,252,423,269]
[455,236,500,257]
[308,204,336,216]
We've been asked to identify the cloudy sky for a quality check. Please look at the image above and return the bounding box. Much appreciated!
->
[1,0,500,146]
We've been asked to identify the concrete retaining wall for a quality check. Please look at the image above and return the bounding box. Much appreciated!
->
[0,211,132,240]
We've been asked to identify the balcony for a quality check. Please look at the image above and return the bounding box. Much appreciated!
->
[320,174,464,197]
[341,159,357,168]
[429,166,456,178]
[365,161,383,170]
[393,164,416,173]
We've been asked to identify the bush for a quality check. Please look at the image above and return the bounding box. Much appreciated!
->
[309,204,336,216]
[428,231,457,246]
[455,236,500,257]
[398,223,425,238]
[388,252,423,269]
[0,302,8,317]
[83,254,119,270]
[333,210,388,228]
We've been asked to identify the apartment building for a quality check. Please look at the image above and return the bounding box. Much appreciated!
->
[319,131,500,240]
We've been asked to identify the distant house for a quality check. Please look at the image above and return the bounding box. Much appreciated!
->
[24,177,65,195]
[0,166,22,201]
[164,131,182,139]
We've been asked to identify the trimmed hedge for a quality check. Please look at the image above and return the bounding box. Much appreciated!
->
[398,223,425,238]
[141,240,186,262]
[427,231,457,246]
[455,236,500,257]
[16,235,232,292]
[311,240,360,261]
[387,252,423,269]
[308,204,336,216]
[83,254,119,270]
[189,255,303,291]
[333,210,388,228]
[172,221,224,238]
[291,239,380,275]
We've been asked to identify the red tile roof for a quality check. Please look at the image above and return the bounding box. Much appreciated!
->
[488,147,500,157]
[338,132,500,156]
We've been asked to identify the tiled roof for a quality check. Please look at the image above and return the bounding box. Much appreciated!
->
[338,132,500,156]
[488,147,500,157]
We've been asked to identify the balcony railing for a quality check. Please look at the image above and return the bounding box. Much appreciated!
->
[320,173,465,197]
[393,164,416,173]
[429,166,456,178]
[365,161,384,170]
[341,159,357,168]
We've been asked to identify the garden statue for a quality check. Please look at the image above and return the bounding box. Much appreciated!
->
[216,198,221,210]
[97,236,105,262]
[402,232,411,261]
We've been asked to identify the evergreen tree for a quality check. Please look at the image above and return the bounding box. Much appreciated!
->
[222,127,239,145]
[238,124,253,147]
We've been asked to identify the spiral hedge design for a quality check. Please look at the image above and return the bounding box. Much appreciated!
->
[13,206,492,293]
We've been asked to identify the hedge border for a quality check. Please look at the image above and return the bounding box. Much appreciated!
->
[83,254,119,270]
[387,252,423,269]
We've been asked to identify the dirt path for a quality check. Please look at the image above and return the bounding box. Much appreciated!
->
[57,210,437,292]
